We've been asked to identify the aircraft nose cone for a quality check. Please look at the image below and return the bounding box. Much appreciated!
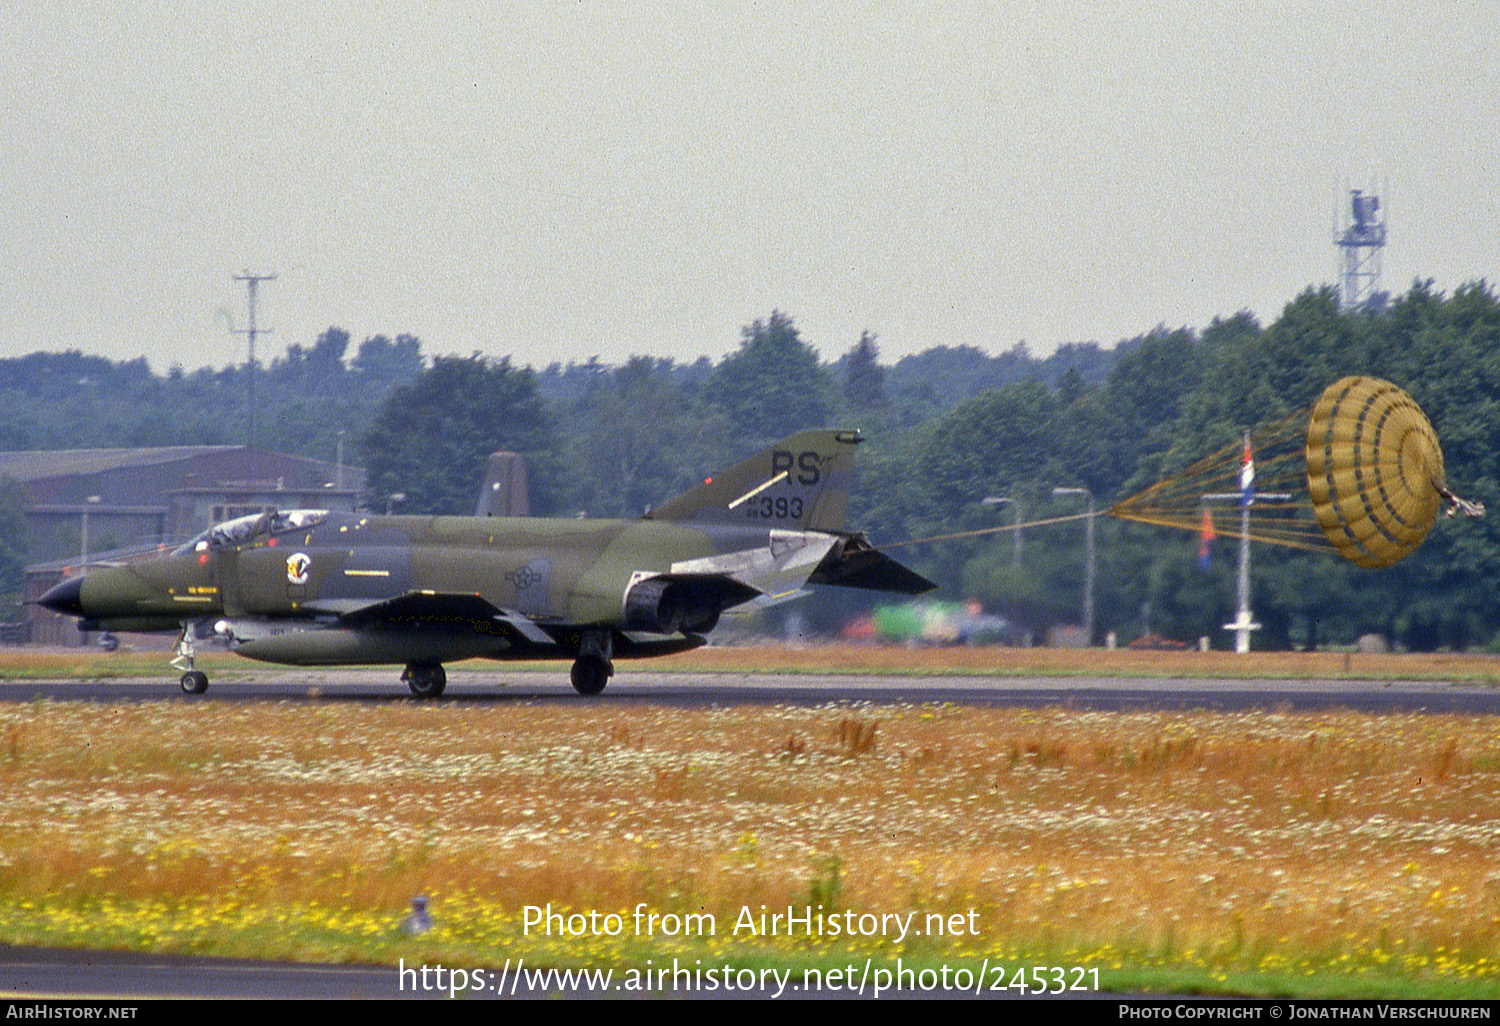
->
[38,575,85,617]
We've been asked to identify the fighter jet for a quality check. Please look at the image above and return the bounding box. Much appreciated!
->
[38,429,933,696]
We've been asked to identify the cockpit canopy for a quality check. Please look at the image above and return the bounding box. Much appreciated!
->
[174,509,329,555]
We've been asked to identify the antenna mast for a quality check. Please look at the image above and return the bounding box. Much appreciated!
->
[1334,187,1388,313]
[231,270,276,446]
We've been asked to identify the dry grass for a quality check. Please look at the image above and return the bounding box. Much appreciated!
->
[1,697,1498,993]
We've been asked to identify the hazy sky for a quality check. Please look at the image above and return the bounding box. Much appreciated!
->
[3,2,1496,372]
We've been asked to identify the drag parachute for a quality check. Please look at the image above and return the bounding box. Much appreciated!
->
[1108,376,1483,568]
[1306,377,1446,567]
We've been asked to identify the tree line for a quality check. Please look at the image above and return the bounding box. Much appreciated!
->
[3,281,1497,650]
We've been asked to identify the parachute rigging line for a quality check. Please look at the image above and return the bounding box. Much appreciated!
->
[880,377,1482,570]
[1109,375,1482,568]
[1107,407,1334,554]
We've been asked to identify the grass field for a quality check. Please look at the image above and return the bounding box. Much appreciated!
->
[2,658,1499,998]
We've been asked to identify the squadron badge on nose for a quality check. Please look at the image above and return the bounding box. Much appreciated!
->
[286,552,312,585]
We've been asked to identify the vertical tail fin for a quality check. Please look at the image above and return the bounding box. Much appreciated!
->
[647,430,862,532]
[475,452,530,517]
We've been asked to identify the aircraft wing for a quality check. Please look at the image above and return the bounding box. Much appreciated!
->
[304,591,558,645]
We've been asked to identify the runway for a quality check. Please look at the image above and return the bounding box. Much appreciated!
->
[2,667,1499,714]
[0,945,414,1001]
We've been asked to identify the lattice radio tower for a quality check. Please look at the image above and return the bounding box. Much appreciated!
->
[1335,188,1388,313]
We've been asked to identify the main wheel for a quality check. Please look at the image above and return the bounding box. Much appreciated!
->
[179,670,209,695]
[570,655,611,696]
[403,663,447,698]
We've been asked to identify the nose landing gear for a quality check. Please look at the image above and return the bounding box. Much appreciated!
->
[170,624,209,694]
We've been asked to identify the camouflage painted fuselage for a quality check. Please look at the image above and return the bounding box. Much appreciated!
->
[43,429,933,674]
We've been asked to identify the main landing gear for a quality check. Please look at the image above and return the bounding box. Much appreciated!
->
[170,624,209,695]
[570,655,612,696]
[570,628,614,696]
[403,662,447,698]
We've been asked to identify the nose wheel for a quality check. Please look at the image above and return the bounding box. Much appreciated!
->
[171,624,208,694]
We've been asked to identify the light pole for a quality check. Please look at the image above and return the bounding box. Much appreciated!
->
[386,492,406,517]
[1052,486,1095,645]
[79,495,101,571]
[981,496,1024,563]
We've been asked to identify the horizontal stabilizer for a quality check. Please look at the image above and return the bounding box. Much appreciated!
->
[809,537,935,595]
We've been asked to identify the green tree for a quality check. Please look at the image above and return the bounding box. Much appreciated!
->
[921,381,1064,512]
[569,356,695,517]
[841,331,889,412]
[363,356,559,515]
[911,381,1068,593]
[351,334,425,395]
[704,311,835,449]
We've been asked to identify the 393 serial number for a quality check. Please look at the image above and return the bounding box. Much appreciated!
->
[744,496,805,520]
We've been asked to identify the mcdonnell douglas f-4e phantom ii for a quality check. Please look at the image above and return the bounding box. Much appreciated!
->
[39,430,934,697]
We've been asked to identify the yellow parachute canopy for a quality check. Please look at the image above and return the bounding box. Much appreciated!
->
[1108,376,1481,568]
[1305,376,1445,568]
